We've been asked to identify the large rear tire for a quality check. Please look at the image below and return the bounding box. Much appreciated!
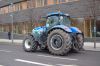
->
[47,29,71,55]
[73,33,84,52]
[23,36,38,52]
[77,34,84,50]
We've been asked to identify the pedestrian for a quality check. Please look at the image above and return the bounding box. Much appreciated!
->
[8,32,11,40]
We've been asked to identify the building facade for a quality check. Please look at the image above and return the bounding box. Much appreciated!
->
[0,0,100,38]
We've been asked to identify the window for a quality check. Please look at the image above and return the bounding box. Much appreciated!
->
[66,0,79,2]
[46,16,59,27]
[5,6,9,13]
[36,0,45,7]
[13,4,16,12]
[0,8,3,14]
[14,3,21,11]
[47,0,53,5]
[21,1,28,10]
[0,7,5,14]
[9,5,13,12]
[54,0,58,4]
[17,3,21,11]
[27,0,36,8]
[44,0,47,6]
[60,0,66,3]
[59,16,71,26]
[27,0,32,8]
[0,8,1,14]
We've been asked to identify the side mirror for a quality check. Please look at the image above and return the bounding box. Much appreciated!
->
[67,16,71,19]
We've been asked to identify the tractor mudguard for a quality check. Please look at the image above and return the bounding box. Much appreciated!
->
[70,27,82,33]
[48,25,72,34]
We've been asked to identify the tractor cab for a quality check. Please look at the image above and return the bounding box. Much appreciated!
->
[46,12,71,28]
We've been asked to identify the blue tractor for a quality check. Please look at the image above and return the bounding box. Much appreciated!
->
[23,12,84,55]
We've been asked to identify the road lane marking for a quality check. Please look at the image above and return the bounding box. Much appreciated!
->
[38,55,78,61]
[15,59,54,66]
[56,64,78,66]
[0,65,3,66]
[0,50,12,52]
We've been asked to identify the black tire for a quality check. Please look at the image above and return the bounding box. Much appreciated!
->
[47,29,71,55]
[23,36,38,52]
[77,34,84,50]
[72,33,84,52]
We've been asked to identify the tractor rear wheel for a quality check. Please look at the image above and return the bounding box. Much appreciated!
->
[47,29,71,55]
[77,34,84,50]
[23,36,38,52]
[73,33,84,52]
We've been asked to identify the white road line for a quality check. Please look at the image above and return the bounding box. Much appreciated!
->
[38,55,78,61]
[56,64,78,66]
[0,50,12,52]
[0,65,3,66]
[15,59,54,66]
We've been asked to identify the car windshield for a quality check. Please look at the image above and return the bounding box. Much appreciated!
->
[59,16,71,27]
[46,15,71,27]
[47,16,59,24]
[46,16,59,27]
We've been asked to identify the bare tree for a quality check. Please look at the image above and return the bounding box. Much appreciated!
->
[88,0,99,48]
[28,0,35,33]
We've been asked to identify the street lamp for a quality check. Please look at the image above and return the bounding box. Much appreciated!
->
[9,1,14,44]
[92,0,96,48]
[11,3,14,44]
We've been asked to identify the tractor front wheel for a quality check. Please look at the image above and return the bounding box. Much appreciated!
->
[23,36,38,52]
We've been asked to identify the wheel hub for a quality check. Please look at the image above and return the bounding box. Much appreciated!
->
[50,34,63,50]
[25,39,31,49]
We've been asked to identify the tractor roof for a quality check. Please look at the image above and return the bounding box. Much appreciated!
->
[47,12,69,17]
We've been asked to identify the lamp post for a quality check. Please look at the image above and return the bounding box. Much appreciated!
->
[94,17,96,48]
[11,3,14,44]
[10,11,14,44]
[9,1,14,44]
[93,0,96,48]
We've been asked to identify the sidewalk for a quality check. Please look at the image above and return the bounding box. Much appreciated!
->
[0,39,100,51]
[0,39,23,44]
[84,42,100,51]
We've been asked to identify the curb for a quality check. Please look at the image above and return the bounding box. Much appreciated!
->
[0,39,23,43]
[84,46,100,52]
[0,42,22,45]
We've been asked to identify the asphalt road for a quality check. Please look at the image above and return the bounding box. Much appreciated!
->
[0,43,100,66]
